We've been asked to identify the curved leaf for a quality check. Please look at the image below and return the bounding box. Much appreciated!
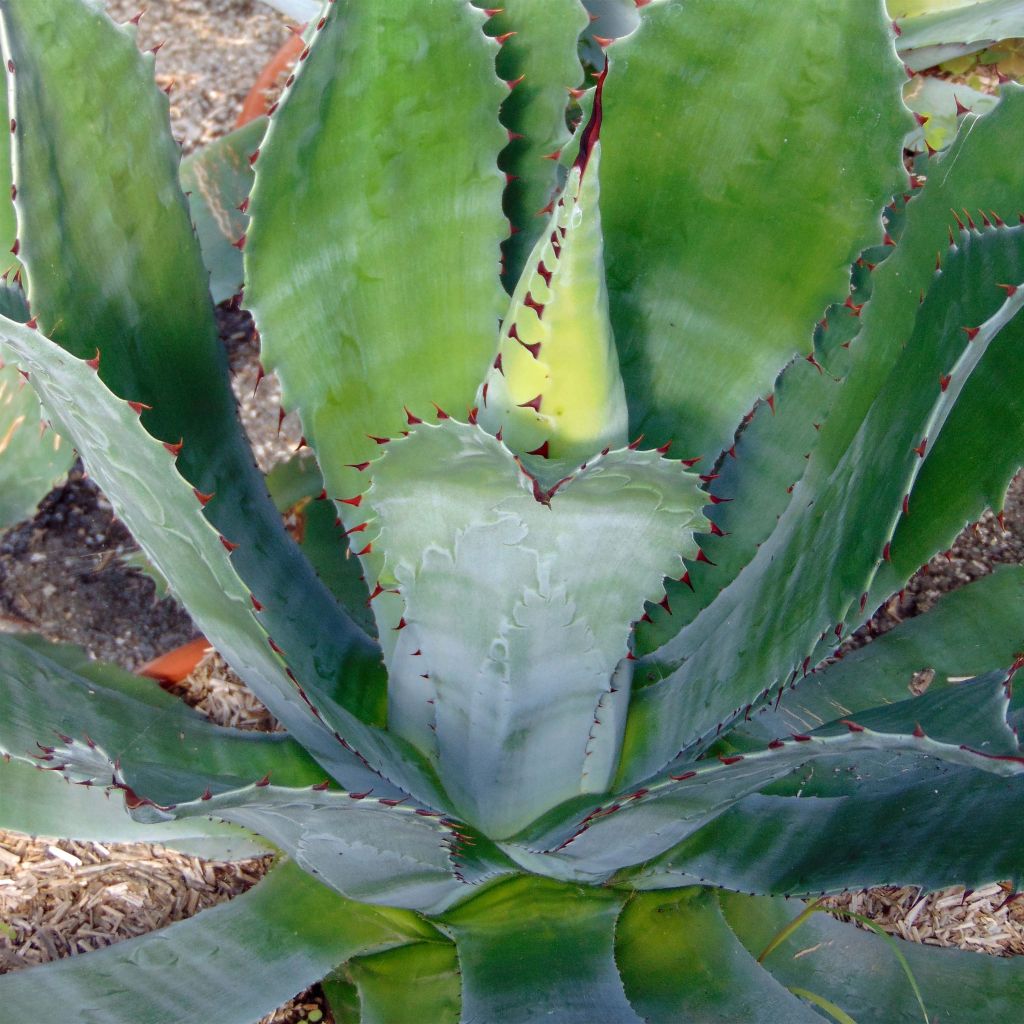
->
[0,314,437,803]
[722,890,1024,1024]
[624,199,1024,786]
[128,780,513,914]
[510,674,1023,878]
[179,118,265,304]
[0,860,433,1024]
[0,632,324,802]
[441,876,643,1024]
[746,567,1024,742]
[616,889,825,1023]
[486,0,589,290]
[599,0,912,459]
[0,0,387,730]
[245,0,507,518]
[631,767,1024,898]
[0,756,268,859]
[361,419,706,837]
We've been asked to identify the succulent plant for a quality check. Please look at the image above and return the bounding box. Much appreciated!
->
[0,1,1023,1021]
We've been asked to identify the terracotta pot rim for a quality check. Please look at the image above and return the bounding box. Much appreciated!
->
[236,30,306,129]
[138,636,212,685]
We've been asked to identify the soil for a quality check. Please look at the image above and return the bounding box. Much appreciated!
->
[0,3,1022,1023]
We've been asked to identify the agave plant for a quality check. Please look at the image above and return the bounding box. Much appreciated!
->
[1,0,1024,1021]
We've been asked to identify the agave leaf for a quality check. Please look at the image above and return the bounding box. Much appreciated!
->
[722,889,1024,1024]
[630,765,1024,898]
[245,0,507,515]
[0,859,434,1024]
[624,187,1024,786]
[486,0,589,290]
[0,337,73,528]
[896,0,1024,70]
[179,118,265,304]
[478,128,631,470]
[122,780,515,914]
[869,267,1024,602]
[264,453,377,635]
[509,674,1022,879]
[902,75,1000,152]
[440,875,644,1024]
[0,756,269,859]
[340,942,461,1024]
[0,313,441,804]
[0,0,387,728]
[598,0,913,460]
[616,889,824,1023]
[0,632,326,803]
[745,567,1024,742]
[360,418,706,837]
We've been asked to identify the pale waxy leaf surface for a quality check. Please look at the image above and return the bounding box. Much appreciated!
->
[0,860,434,1024]
[509,674,1023,878]
[895,0,1024,70]
[361,419,707,837]
[440,876,643,1024]
[0,0,389,729]
[245,0,508,514]
[722,890,1024,1024]
[129,781,513,914]
[0,314,439,805]
[0,755,268,859]
[598,0,913,460]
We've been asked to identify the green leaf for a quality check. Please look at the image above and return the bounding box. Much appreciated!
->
[0,0,387,731]
[0,756,268,859]
[264,454,377,635]
[869,256,1024,603]
[441,876,643,1024]
[0,859,433,1024]
[511,677,1023,878]
[486,1,588,290]
[345,942,461,1024]
[245,0,507,517]
[624,205,1024,787]
[630,766,1024,898]
[0,632,325,803]
[615,889,824,1023]
[361,419,706,837]
[127,781,513,914]
[721,890,1024,1024]
[745,568,1024,742]
[478,132,631,470]
[179,118,265,304]
[599,0,912,460]
[0,314,440,804]
[0,340,73,528]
